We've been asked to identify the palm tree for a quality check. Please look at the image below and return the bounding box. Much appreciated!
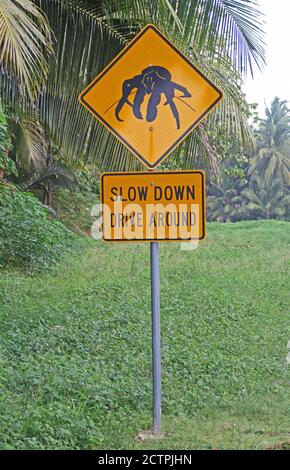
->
[207,179,247,222]
[1,0,266,172]
[0,0,52,177]
[241,176,290,219]
[249,97,290,184]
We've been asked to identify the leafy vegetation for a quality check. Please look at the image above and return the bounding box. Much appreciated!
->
[0,186,76,270]
[0,0,52,99]
[250,97,290,184]
[52,171,100,233]
[241,177,290,220]
[0,101,14,177]
[0,222,289,449]
[207,98,290,222]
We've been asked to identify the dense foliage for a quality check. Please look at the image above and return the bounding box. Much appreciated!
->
[0,101,15,176]
[0,185,75,270]
[52,171,100,233]
[207,98,290,222]
[250,97,290,184]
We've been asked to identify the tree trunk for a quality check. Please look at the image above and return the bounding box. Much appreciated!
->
[47,181,52,206]
[43,142,53,206]
[43,185,49,205]
[0,169,4,179]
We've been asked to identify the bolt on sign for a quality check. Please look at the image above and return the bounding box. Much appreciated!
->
[100,171,205,242]
[79,24,223,169]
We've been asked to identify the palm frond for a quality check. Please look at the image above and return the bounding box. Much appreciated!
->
[10,111,46,170]
[20,163,76,190]
[0,0,53,99]
[169,0,266,77]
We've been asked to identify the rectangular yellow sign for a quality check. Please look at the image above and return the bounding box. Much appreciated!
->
[100,171,206,242]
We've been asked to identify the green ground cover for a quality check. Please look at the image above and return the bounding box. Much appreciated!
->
[0,221,289,449]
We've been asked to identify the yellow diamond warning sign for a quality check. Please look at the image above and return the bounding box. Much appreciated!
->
[100,171,205,242]
[79,24,223,169]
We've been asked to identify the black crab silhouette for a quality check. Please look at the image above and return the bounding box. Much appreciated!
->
[114,65,191,129]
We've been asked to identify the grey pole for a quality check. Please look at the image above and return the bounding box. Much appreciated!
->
[150,241,161,434]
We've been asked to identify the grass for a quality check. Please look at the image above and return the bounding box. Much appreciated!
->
[0,220,289,450]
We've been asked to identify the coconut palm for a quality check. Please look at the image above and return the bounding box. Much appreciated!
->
[241,176,290,219]
[19,162,76,206]
[1,0,266,172]
[207,188,243,222]
[249,97,290,184]
[0,0,52,175]
[207,178,247,222]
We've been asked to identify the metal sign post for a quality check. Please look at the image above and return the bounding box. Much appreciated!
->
[150,241,161,434]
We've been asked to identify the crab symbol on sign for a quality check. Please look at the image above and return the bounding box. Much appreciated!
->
[115,65,192,130]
